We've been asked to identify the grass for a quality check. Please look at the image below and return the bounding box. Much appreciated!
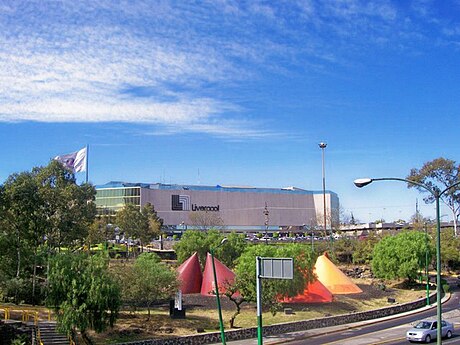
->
[85,279,426,344]
[0,278,431,344]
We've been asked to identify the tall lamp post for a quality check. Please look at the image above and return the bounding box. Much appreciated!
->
[210,238,228,345]
[318,142,330,242]
[263,202,269,244]
[354,177,460,345]
[424,222,430,306]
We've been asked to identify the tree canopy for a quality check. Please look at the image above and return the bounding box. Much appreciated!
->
[407,157,460,236]
[0,161,96,304]
[234,243,315,314]
[371,231,433,282]
[173,230,247,269]
[115,202,163,250]
[46,252,121,345]
[118,253,178,319]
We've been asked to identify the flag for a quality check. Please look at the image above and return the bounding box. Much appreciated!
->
[54,147,87,173]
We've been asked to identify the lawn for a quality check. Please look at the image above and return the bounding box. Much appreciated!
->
[85,278,428,344]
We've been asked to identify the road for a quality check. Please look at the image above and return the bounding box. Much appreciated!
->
[285,285,460,345]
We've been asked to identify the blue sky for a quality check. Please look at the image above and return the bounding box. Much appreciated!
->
[1,0,460,223]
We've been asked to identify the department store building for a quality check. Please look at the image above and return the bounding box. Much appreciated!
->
[95,181,339,234]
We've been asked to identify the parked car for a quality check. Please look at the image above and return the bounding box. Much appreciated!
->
[406,320,454,343]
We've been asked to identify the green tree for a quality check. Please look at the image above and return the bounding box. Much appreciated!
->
[352,233,380,264]
[47,252,120,345]
[439,227,460,271]
[214,232,247,269]
[1,171,42,303]
[115,204,146,255]
[87,217,108,251]
[407,158,460,236]
[234,243,314,316]
[334,236,357,264]
[174,230,209,268]
[141,203,163,246]
[174,230,246,269]
[0,161,96,304]
[371,231,433,282]
[121,253,178,320]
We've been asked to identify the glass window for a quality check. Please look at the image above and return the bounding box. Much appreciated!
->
[95,187,141,215]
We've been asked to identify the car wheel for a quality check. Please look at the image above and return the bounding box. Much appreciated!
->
[446,330,452,339]
[425,334,431,343]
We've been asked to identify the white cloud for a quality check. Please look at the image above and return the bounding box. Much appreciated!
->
[0,1,458,138]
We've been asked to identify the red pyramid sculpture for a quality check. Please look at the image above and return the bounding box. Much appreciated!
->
[282,278,333,303]
[177,252,202,294]
[201,253,237,296]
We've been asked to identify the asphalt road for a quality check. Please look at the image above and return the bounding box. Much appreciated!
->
[286,284,460,345]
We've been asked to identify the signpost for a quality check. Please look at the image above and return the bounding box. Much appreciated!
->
[256,257,294,345]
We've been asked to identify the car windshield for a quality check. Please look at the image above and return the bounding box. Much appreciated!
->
[414,321,432,329]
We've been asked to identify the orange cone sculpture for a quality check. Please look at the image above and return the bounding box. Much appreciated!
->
[315,252,363,294]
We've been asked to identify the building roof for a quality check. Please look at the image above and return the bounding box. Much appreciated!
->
[95,181,337,196]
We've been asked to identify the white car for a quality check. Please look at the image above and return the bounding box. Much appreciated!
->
[406,320,454,343]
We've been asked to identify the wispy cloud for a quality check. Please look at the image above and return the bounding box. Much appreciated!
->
[0,1,458,138]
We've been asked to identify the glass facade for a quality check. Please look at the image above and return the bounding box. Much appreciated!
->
[95,187,141,214]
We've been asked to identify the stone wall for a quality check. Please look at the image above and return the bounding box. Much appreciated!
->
[0,321,32,345]
[116,293,437,345]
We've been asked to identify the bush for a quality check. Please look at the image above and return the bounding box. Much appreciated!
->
[441,278,450,293]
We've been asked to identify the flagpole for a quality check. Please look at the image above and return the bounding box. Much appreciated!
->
[85,144,89,184]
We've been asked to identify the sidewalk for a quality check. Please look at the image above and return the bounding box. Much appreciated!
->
[223,294,448,345]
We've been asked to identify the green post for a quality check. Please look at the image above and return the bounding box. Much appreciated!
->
[424,223,430,306]
[354,177,460,345]
[435,196,441,345]
[211,243,227,345]
[256,256,263,345]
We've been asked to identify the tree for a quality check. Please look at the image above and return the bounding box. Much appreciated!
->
[1,171,42,303]
[0,161,96,304]
[407,158,460,236]
[333,236,357,264]
[47,252,121,345]
[222,281,245,329]
[173,230,246,269]
[188,211,224,231]
[87,218,108,251]
[214,232,247,269]
[37,161,96,250]
[141,203,163,248]
[115,203,163,253]
[115,204,147,255]
[234,243,314,317]
[352,233,380,264]
[120,253,178,320]
[439,227,460,271]
[371,231,433,282]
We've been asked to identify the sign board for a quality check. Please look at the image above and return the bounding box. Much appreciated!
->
[175,290,182,310]
[259,257,293,279]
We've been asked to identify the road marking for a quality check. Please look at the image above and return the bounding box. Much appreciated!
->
[323,335,407,345]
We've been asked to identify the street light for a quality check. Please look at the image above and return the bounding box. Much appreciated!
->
[424,222,430,306]
[210,238,228,345]
[354,177,460,344]
[318,142,331,243]
[263,203,269,244]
